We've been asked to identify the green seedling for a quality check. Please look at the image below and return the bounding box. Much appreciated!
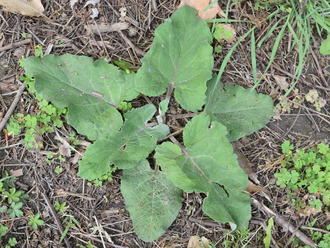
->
[5,237,17,248]
[22,6,274,242]
[87,167,115,187]
[223,229,252,248]
[263,218,274,248]
[6,71,66,149]
[0,224,9,237]
[77,241,95,248]
[55,201,69,213]
[34,45,43,57]
[28,213,44,230]
[54,166,64,175]
[60,215,80,243]
[275,141,330,212]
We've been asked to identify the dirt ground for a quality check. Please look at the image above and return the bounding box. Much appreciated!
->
[0,0,329,247]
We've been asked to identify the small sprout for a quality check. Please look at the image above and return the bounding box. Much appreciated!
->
[28,213,44,230]
[0,224,9,237]
[55,201,69,213]
[54,166,64,175]
[8,202,23,218]
[6,237,18,247]
[281,140,294,155]
[34,45,43,57]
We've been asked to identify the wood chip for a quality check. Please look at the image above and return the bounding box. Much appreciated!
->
[85,22,129,34]
[9,168,23,177]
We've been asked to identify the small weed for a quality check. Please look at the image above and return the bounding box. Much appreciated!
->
[6,64,67,149]
[54,166,64,175]
[28,213,44,230]
[55,201,69,213]
[275,141,330,212]
[223,229,252,248]
[67,133,80,146]
[34,45,43,57]
[5,237,17,248]
[0,172,29,246]
[294,222,330,247]
[60,215,81,243]
[0,171,27,218]
[87,166,116,187]
[0,223,9,237]
[77,241,96,248]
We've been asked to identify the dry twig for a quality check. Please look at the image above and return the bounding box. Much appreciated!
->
[0,84,25,132]
[0,39,31,52]
[252,198,317,248]
[41,191,72,248]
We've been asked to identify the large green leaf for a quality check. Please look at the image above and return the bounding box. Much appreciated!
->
[155,113,251,229]
[23,55,138,140]
[78,105,169,180]
[121,160,182,242]
[135,6,214,112]
[203,184,251,230]
[205,76,273,141]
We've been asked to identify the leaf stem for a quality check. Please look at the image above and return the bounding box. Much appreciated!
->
[165,84,174,102]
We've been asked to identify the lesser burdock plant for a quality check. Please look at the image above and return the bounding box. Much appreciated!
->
[21,7,274,242]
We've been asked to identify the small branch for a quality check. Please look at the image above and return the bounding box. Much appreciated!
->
[0,85,25,132]
[160,128,183,142]
[41,191,72,248]
[0,39,32,52]
[252,198,317,248]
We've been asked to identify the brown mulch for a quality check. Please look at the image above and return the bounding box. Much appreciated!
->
[0,0,329,247]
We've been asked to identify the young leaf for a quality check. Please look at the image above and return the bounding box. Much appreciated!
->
[78,105,169,180]
[155,113,251,229]
[135,6,213,111]
[205,77,273,141]
[121,160,182,242]
[23,55,139,140]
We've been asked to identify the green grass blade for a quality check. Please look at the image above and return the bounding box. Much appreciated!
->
[251,31,257,84]
[253,14,291,89]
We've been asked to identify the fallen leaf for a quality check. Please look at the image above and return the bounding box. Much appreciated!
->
[297,206,321,217]
[179,0,224,20]
[59,144,71,157]
[55,132,72,157]
[187,236,211,248]
[213,24,236,43]
[247,181,264,193]
[273,75,289,91]
[9,169,23,177]
[0,0,44,17]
